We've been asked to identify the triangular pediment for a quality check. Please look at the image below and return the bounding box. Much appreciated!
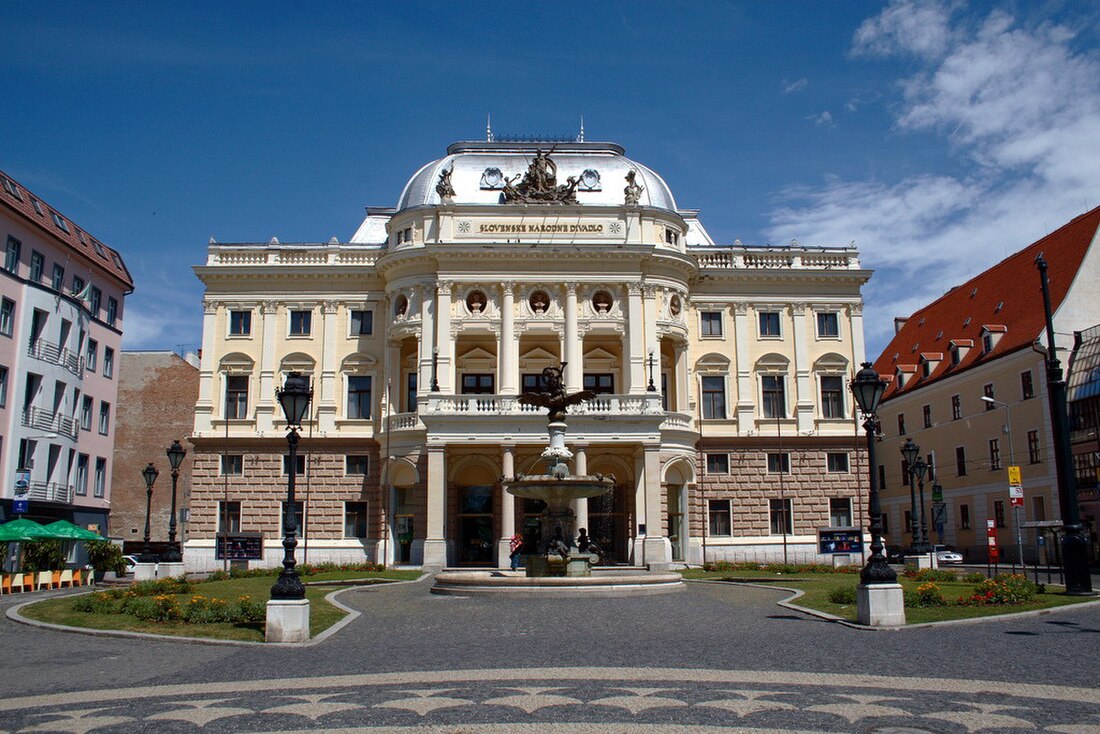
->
[519,347,559,368]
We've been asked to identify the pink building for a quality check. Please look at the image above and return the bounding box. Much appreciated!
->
[0,169,133,534]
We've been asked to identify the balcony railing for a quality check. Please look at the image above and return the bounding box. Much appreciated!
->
[21,406,80,440]
[421,393,665,417]
[27,338,84,377]
[26,480,74,504]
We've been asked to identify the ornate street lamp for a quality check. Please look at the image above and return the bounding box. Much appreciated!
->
[850,362,895,584]
[271,372,312,600]
[161,440,187,563]
[430,347,440,392]
[900,438,922,552]
[1035,254,1093,594]
[139,463,160,563]
[647,348,657,392]
[912,457,929,553]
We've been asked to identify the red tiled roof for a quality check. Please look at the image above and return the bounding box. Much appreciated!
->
[874,205,1100,401]
[0,168,134,290]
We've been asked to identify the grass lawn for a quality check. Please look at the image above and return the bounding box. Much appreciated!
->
[681,569,1094,624]
[20,569,420,642]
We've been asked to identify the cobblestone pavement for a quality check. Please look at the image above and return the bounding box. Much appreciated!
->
[1,579,1098,732]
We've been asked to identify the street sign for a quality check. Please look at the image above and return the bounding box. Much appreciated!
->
[1009,484,1024,507]
[1007,466,1022,485]
[932,503,947,526]
[932,484,943,503]
[14,471,30,495]
[12,498,28,514]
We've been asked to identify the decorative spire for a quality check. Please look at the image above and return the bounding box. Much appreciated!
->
[486,113,494,142]
[578,115,585,142]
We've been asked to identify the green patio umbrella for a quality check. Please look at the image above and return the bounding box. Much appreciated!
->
[0,524,31,542]
[41,520,104,541]
[0,519,51,540]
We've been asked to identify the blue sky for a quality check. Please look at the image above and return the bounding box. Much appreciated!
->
[2,1,1098,358]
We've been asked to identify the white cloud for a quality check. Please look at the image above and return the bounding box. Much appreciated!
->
[806,110,835,127]
[766,1,1100,355]
[783,77,808,94]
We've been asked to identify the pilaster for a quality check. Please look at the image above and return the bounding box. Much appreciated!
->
[256,300,279,433]
[318,300,339,433]
[564,283,581,392]
[423,446,447,568]
[734,302,754,427]
[791,302,814,433]
[195,300,218,433]
[497,444,516,569]
[500,282,518,394]
[627,283,645,393]
[436,282,453,394]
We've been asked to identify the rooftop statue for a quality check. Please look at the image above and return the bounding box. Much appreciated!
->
[624,170,644,205]
[502,150,581,205]
[436,165,455,201]
[517,364,595,423]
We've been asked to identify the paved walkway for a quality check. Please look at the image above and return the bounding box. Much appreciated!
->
[1,579,1097,732]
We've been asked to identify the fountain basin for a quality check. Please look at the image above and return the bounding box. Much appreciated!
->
[503,475,614,506]
[430,569,684,597]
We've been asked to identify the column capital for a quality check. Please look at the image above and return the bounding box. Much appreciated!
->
[261,300,279,315]
[733,302,748,315]
[627,282,643,296]
[791,301,807,316]
[321,300,340,314]
[564,282,580,295]
[501,281,516,295]
[850,301,864,316]
[203,299,218,315]
[437,281,453,296]
[642,284,659,298]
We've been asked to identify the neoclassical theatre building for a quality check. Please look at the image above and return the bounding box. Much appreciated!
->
[185,137,871,571]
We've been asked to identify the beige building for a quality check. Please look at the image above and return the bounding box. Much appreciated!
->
[872,206,1100,563]
[185,138,872,571]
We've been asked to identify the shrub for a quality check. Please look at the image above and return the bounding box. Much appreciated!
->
[72,592,122,614]
[828,586,858,605]
[233,595,266,623]
[957,574,1037,606]
[22,540,65,574]
[903,567,957,582]
[962,572,986,583]
[130,577,193,597]
[702,561,858,575]
[85,541,125,574]
[915,582,948,607]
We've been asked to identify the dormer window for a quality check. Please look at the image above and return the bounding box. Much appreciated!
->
[895,364,916,388]
[50,210,70,233]
[1,176,21,200]
[948,339,973,366]
[919,352,942,378]
[980,325,1007,354]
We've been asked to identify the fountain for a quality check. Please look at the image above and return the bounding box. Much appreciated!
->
[430,364,683,596]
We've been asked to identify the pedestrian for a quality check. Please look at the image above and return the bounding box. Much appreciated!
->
[509,532,524,571]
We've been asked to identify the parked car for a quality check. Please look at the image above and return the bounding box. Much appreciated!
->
[123,555,139,575]
[933,545,964,564]
[885,545,907,564]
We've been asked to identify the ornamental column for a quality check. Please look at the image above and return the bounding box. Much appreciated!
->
[674,342,688,412]
[497,444,516,569]
[500,282,518,394]
[791,302,814,433]
[318,300,339,432]
[627,283,646,393]
[643,285,659,378]
[423,446,447,568]
[638,445,671,568]
[573,445,589,535]
[436,281,453,394]
[564,283,581,392]
[194,300,218,433]
[734,303,754,429]
[418,285,436,397]
[256,300,278,433]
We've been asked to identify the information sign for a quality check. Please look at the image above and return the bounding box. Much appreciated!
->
[817,528,864,554]
[932,503,947,526]
[215,533,264,561]
[1007,466,1022,485]
[1009,484,1024,507]
[12,498,28,514]
[986,519,999,562]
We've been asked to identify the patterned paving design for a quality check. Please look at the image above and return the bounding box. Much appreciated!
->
[1,667,1097,732]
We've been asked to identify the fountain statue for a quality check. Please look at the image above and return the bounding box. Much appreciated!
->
[506,364,614,577]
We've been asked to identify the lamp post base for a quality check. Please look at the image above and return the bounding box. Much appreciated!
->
[904,553,936,570]
[857,583,906,626]
[133,563,157,582]
[265,598,311,643]
[157,561,185,579]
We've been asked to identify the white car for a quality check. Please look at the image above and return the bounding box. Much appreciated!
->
[933,546,964,564]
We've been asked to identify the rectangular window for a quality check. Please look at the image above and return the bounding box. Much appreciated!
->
[86,339,98,371]
[80,395,93,430]
[98,402,110,434]
[345,455,369,475]
[50,210,70,233]
[1021,370,1034,399]
[350,310,373,336]
[51,264,65,291]
[701,376,726,419]
[289,309,312,336]
[103,347,114,379]
[347,376,373,418]
[93,457,106,497]
[901,459,911,487]
[983,383,995,408]
[989,438,1001,470]
[881,513,889,534]
[282,454,306,475]
[758,311,781,337]
[225,375,249,419]
[769,498,793,535]
[89,287,101,317]
[106,297,118,327]
[705,453,729,474]
[922,404,932,428]
[960,503,970,529]
[344,502,368,539]
[820,375,844,418]
[951,394,962,420]
[522,373,549,393]
[762,375,786,419]
[897,413,906,435]
[1027,429,1041,464]
[955,446,967,476]
[75,454,89,496]
[4,236,20,273]
[407,372,417,412]
[993,500,1006,528]
[282,500,305,537]
[700,311,723,337]
[0,298,14,337]
[229,310,252,336]
[767,452,790,473]
[877,464,886,490]
[827,452,849,472]
[708,500,731,536]
[30,251,44,282]
[0,365,6,408]
[829,498,852,527]
[221,454,243,475]
[218,501,241,533]
[71,275,84,296]
[904,510,912,533]
[1,175,21,200]
[583,373,614,394]
[816,312,839,338]
[460,374,494,395]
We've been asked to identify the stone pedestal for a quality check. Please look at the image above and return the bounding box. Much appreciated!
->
[905,553,935,570]
[832,554,853,567]
[856,583,906,626]
[421,539,448,570]
[497,538,514,570]
[265,598,311,643]
[157,562,185,578]
[133,563,157,581]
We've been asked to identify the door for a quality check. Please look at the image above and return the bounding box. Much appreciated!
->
[667,484,684,561]
[457,485,494,565]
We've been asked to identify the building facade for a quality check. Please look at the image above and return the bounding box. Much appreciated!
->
[185,139,871,571]
[1068,323,1100,559]
[111,351,199,551]
[0,169,133,534]
[871,206,1100,563]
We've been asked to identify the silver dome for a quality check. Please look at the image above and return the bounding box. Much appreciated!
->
[396,141,678,212]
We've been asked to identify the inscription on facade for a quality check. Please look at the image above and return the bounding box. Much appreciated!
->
[456,220,620,237]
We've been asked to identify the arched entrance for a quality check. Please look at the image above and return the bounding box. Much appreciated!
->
[587,454,635,563]
[663,457,695,562]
